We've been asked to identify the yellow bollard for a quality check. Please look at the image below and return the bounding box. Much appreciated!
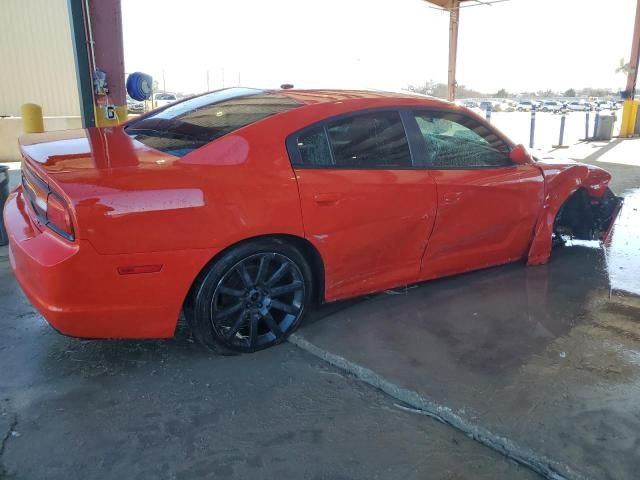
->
[620,99,640,137]
[21,103,45,134]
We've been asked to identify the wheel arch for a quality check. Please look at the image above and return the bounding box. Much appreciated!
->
[553,187,593,236]
[527,163,619,266]
[184,233,326,310]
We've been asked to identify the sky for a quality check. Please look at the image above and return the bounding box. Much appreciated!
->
[122,0,637,95]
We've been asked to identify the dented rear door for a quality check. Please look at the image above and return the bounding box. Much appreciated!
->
[287,110,438,301]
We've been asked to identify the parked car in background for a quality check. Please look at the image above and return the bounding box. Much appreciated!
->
[517,100,534,111]
[479,100,493,112]
[5,87,622,353]
[126,95,145,114]
[462,100,478,109]
[497,100,517,112]
[596,101,618,111]
[566,101,589,111]
[540,101,562,112]
[153,92,178,109]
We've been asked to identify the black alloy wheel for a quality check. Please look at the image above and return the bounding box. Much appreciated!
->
[211,252,305,350]
[186,239,313,354]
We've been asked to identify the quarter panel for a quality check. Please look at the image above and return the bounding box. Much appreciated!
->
[40,124,307,255]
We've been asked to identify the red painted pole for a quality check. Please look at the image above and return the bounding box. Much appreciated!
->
[447,0,460,102]
[86,0,127,125]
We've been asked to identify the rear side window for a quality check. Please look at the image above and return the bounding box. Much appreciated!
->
[126,88,301,157]
[297,127,333,167]
[292,111,411,168]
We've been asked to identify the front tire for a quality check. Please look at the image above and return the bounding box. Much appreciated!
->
[187,239,313,354]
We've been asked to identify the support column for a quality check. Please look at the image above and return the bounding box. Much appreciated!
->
[447,0,460,102]
[89,0,127,126]
[67,0,95,128]
[620,0,640,137]
[68,0,127,128]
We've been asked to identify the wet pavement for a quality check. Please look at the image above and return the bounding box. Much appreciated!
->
[296,189,640,480]
[0,249,538,479]
[2,141,640,479]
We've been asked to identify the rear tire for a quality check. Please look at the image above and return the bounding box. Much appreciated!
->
[186,238,313,354]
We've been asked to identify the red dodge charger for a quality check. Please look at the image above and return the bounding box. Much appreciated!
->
[4,88,621,353]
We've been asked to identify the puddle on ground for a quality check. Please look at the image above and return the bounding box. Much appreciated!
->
[564,188,640,296]
[605,188,640,296]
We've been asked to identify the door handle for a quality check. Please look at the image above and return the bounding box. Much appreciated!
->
[313,193,342,205]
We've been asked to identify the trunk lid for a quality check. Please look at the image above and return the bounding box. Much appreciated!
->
[18,127,182,243]
[19,127,174,176]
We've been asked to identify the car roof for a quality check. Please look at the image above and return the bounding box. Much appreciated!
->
[270,88,450,107]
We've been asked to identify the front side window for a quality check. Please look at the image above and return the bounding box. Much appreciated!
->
[413,111,511,168]
[126,88,301,157]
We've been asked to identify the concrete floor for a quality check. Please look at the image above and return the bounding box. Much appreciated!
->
[0,249,539,479]
[295,190,640,478]
[1,138,639,480]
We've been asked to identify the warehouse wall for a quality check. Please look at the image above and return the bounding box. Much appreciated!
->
[0,0,80,117]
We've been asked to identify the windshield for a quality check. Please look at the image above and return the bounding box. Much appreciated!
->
[126,88,302,157]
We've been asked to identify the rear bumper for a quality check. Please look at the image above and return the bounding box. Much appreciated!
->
[4,188,218,338]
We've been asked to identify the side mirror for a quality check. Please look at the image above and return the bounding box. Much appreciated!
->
[510,144,532,165]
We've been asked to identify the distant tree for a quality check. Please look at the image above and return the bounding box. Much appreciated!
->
[578,87,615,98]
[495,88,510,98]
[431,83,449,99]
[407,81,485,99]
[407,81,436,96]
[407,81,447,98]
[537,89,556,97]
[564,88,576,97]
[456,84,485,98]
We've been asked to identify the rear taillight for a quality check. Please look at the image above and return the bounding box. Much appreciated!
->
[22,163,75,240]
[46,192,74,239]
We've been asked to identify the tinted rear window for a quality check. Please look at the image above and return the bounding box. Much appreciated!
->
[125,88,301,157]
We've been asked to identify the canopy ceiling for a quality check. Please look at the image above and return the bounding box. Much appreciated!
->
[424,0,501,9]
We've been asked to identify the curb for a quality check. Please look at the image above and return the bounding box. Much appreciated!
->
[289,332,587,480]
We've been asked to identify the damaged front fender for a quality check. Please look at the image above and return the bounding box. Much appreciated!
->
[527,160,622,265]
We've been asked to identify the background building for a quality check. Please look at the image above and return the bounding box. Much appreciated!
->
[0,0,80,160]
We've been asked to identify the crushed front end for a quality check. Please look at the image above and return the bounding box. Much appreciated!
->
[554,187,623,243]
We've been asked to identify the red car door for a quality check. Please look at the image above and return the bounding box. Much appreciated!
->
[408,110,545,279]
[287,110,438,301]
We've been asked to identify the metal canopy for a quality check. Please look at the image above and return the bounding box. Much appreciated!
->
[423,0,469,9]
[424,0,507,10]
